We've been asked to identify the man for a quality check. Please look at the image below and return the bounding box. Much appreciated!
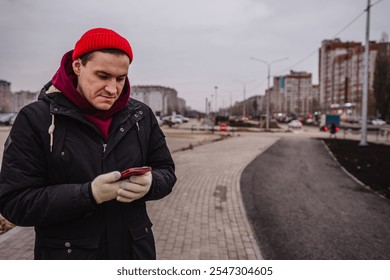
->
[0,28,176,260]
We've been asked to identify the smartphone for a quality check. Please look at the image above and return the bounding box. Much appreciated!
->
[120,166,152,180]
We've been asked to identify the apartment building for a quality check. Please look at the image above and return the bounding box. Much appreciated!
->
[0,80,39,113]
[0,80,12,113]
[13,90,39,112]
[130,85,184,116]
[0,81,185,117]
[319,38,381,120]
[270,71,319,117]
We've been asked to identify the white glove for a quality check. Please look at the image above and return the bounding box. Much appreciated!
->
[91,171,121,204]
[116,171,152,203]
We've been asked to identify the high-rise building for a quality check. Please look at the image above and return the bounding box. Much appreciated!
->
[319,38,381,120]
[13,90,39,112]
[131,85,183,116]
[271,71,318,117]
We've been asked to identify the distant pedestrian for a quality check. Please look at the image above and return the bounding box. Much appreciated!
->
[329,122,337,138]
[0,27,176,260]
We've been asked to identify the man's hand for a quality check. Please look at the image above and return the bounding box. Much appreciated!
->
[117,172,152,203]
[91,171,121,204]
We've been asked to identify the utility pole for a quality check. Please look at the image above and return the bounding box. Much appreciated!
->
[233,79,255,119]
[360,0,371,146]
[214,86,218,115]
[250,56,288,129]
[205,97,209,116]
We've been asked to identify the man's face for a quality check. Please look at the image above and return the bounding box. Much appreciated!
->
[72,51,130,111]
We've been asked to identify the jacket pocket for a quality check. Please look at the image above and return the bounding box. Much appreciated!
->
[40,236,100,260]
[128,222,156,260]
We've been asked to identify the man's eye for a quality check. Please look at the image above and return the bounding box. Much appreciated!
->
[117,77,126,82]
[98,74,108,79]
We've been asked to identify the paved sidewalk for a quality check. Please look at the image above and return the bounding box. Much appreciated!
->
[0,132,279,260]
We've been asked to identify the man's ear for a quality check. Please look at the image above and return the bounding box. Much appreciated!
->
[72,59,82,76]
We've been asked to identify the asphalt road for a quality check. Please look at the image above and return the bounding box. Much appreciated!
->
[241,136,390,260]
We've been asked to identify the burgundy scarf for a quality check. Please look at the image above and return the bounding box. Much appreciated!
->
[51,50,130,140]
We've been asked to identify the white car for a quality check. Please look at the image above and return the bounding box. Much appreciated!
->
[288,120,302,129]
[0,112,17,125]
[175,115,189,123]
[162,115,183,124]
[371,119,386,126]
[155,115,163,126]
[171,115,183,124]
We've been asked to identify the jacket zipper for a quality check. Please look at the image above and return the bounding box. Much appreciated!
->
[135,121,146,164]
[101,143,107,175]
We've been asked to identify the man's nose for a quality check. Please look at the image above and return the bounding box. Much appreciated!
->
[105,81,117,95]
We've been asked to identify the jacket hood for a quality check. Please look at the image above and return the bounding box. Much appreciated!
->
[51,50,131,120]
[48,50,131,141]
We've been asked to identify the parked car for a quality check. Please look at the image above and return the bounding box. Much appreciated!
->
[162,115,183,125]
[304,118,315,125]
[175,115,189,123]
[288,120,302,129]
[371,119,386,126]
[0,112,17,125]
[154,115,163,126]
[9,113,17,126]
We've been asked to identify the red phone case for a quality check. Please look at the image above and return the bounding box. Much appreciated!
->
[120,166,152,180]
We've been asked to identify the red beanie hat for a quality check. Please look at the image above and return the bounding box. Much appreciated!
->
[72,28,133,63]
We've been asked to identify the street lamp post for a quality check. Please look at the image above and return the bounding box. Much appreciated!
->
[250,56,288,129]
[359,0,371,146]
[214,86,218,114]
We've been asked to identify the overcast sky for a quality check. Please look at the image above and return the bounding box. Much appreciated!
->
[0,0,389,112]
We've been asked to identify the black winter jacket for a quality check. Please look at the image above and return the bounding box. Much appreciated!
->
[0,83,176,260]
